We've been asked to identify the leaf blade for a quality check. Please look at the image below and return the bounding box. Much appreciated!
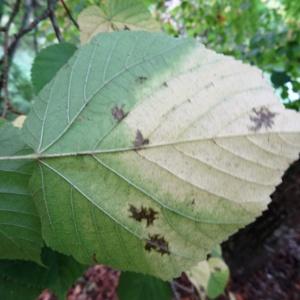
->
[78,1,160,43]
[20,31,300,279]
[31,42,77,94]
[0,248,85,300]
[0,123,42,263]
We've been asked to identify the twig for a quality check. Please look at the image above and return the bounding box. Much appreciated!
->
[47,0,63,42]
[59,0,79,29]
[1,30,10,117]
[32,0,39,53]
[0,1,52,117]
[0,0,68,116]
[6,0,22,28]
[0,0,22,117]
[8,0,32,59]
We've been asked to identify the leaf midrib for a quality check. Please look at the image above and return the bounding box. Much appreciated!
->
[0,130,297,162]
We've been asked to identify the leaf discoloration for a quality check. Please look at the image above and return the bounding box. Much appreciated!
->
[134,130,149,149]
[129,204,158,226]
[136,76,148,84]
[112,105,127,122]
[249,106,277,131]
[145,234,170,256]
[92,253,98,263]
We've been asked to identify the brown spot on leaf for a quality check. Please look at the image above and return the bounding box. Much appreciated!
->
[145,234,170,256]
[249,106,277,131]
[199,285,205,293]
[136,76,148,84]
[112,105,127,121]
[129,205,158,226]
[162,82,168,87]
[124,25,130,31]
[92,253,98,264]
[134,130,149,149]
[214,267,222,272]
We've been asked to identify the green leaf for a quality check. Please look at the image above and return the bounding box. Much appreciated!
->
[206,258,229,299]
[78,0,160,43]
[285,99,300,111]
[270,71,290,88]
[187,257,229,299]
[117,272,172,300]
[0,118,5,128]
[0,123,42,263]
[0,247,86,300]
[16,31,300,279]
[31,42,77,94]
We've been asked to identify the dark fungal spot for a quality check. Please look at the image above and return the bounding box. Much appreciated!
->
[249,106,277,131]
[112,105,127,122]
[123,25,130,31]
[134,130,149,149]
[162,81,168,87]
[129,204,158,226]
[136,76,148,84]
[92,253,98,264]
[204,81,214,89]
[145,234,170,256]
[214,267,222,272]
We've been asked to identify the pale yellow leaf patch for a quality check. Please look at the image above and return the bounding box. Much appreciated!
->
[78,1,160,44]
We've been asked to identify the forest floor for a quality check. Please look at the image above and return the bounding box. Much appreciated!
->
[39,159,300,300]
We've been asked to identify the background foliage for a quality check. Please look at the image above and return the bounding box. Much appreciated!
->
[1,0,299,119]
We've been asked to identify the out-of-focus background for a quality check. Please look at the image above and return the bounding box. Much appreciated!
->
[0,0,299,119]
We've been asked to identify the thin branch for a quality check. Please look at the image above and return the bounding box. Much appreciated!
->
[0,0,22,117]
[1,29,10,117]
[47,0,63,42]
[8,0,32,59]
[59,0,79,29]
[0,8,51,68]
[6,0,21,28]
[0,0,68,116]
[0,1,52,116]
[32,0,39,53]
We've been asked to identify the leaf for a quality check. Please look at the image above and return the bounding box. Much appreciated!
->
[187,257,229,299]
[285,99,300,111]
[17,31,300,279]
[117,271,172,300]
[0,247,86,300]
[0,122,42,263]
[78,1,160,43]
[31,42,77,94]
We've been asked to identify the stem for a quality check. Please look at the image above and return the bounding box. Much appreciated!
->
[0,154,39,161]
[59,0,79,29]
[48,0,63,42]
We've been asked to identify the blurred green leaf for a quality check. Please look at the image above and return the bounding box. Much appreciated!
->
[271,72,290,88]
[0,123,42,263]
[117,272,172,300]
[154,0,300,102]
[0,248,86,300]
[285,99,300,111]
[31,42,77,94]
